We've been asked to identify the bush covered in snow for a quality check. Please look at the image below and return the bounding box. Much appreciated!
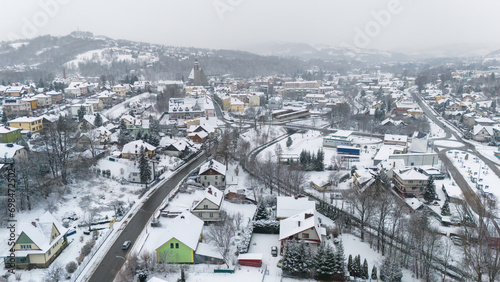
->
[252,219,279,234]
[237,223,254,254]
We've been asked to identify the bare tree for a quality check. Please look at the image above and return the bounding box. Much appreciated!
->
[344,186,375,241]
[44,262,64,282]
[40,116,76,184]
[205,215,236,266]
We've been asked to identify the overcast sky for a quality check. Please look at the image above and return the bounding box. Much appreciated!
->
[2,0,500,54]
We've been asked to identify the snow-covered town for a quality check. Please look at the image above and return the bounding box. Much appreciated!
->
[2,4,500,281]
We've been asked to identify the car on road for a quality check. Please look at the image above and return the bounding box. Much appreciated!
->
[122,241,131,250]
[271,246,278,257]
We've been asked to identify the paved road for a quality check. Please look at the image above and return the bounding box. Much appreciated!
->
[87,153,207,282]
[411,90,496,215]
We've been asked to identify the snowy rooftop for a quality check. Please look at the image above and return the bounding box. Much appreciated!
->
[279,208,325,242]
[83,114,109,126]
[9,116,43,123]
[0,126,21,134]
[395,168,429,181]
[5,211,67,256]
[192,186,223,210]
[199,159,226,176]
[384,134,408,143]
[276,196,316,219]
[146,211,204,252]
[122,140,157,155]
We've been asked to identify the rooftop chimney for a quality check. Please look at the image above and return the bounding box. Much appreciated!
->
[298,221,301,227]
[208,187,212,195]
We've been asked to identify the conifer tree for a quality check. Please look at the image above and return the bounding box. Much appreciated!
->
[348,254,353,275]
[286,136,293,148]
[333,241,346,280]
[362,258,369,279]
[94,113,103,127]
[139,146,152,189]
[424,176,436,203]
[372,265,378,280]
[254,202,269,220]
[441,200,451,216]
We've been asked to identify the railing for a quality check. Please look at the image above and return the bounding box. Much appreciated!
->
[71,226,114,282]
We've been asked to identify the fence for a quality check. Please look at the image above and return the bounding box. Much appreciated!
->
[71,226,114,282]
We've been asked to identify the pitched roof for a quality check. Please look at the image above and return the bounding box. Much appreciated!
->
[279,208,325,242]
[154,211,204,251]
[192,185,223,210]
[13,211,67,256]
[199,159,226,176]
[122,140,156,155]
[0,143,25,158]
[276,196,316,219]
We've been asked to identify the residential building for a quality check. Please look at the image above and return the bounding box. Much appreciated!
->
[77,114,109,131]
[2,212,68,268]
[0,143,28,163]
[122,140,156,159]
[153,212,204,263]
[0,126,22,143]
[191,186,224,222]
[21,97,39,110]
[121,114,149,133]
[198,159,226,188]
[393,168,429,197]
[70,104,94,120]
[33,94,52,108]
[112,84,127,97]
[5,86,26,97]
[3,98,32,116]
[187,131,208,143]
[229,98,244,113]
[8,116,43,133]
[279,208,326,254]
[45,91,63,104]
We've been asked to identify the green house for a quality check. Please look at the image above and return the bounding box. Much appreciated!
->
[0,126,22,143]
[154,212,204,263]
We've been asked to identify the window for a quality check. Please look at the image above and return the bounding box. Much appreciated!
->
[170,243,174,249]
[209,213,214,218]
[175,243,179,249]
[215,182,218,185]
[203,205,208,209]
[199,213,203,217]
[215,176,218,179]
[204,176,207,180]
[302,233,309,239]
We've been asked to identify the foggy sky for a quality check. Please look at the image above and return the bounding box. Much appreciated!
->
[2,0,500,54]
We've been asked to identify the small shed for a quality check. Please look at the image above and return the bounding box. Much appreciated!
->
[238,253,263,267]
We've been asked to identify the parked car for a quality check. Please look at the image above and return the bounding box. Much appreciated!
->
[65,228,76,236]
[271,246,278,257]
[122,241,132,250]
[277,259,283,268]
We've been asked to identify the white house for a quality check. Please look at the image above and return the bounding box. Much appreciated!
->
[279,208,326,253]
[198,159,226,188]
[191,186,224,222]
